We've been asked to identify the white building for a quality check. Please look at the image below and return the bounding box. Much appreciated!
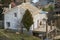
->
[4,3,40,30]
[4,3,55,32]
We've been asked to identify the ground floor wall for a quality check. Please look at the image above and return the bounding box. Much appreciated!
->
[0,20,4,29]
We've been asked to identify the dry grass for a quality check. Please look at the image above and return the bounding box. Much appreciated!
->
[0,29,40,40]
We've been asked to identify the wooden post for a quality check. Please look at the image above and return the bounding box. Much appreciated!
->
[33,23,34,30]
[51,21,52,30]
[46,21,48,40]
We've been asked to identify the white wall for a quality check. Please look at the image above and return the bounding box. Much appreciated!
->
[4,7,26,30]
[4,7,19,29]
[30,13,47,31]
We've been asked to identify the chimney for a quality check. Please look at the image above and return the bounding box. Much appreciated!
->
[9,1,16,9]
[9,4,11,10]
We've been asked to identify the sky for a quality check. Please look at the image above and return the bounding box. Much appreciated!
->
[32,0,39,3]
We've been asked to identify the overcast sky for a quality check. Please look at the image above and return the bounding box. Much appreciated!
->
[32,0,39,3]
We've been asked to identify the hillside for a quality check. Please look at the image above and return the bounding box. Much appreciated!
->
[0,29,40,40]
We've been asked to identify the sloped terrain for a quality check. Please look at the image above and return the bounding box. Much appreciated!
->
[0,29,40,40]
